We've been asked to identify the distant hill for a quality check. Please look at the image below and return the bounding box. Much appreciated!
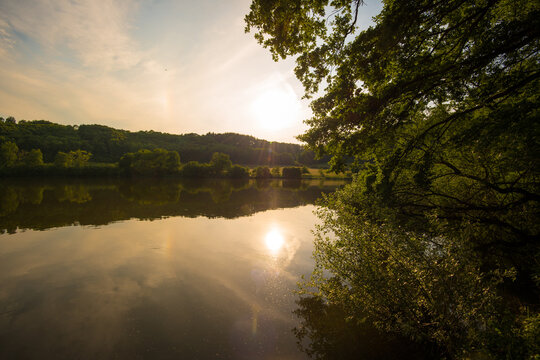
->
[0,117,326,166]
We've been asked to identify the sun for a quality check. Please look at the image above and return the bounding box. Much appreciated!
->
[250,86,300,131]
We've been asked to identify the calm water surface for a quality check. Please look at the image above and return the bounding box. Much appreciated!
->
[0,178,346,359]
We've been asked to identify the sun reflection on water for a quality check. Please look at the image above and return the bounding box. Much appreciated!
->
[264,228,285,255]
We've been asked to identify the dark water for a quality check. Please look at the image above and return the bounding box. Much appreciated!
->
[0,178,341,359]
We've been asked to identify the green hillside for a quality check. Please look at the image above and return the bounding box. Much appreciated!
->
[0,116,327,166]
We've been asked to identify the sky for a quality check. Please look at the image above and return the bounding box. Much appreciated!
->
[0,0,382,143]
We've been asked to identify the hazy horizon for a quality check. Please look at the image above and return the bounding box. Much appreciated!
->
[0,0,382,143]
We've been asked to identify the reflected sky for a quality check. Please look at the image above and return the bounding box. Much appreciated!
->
[0,205,320,359]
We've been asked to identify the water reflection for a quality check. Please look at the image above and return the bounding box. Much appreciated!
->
[293,296,434,360]
[0,179,354,359]
[0,207,321,359]
[0,178,347,233]
[0,179,353,359]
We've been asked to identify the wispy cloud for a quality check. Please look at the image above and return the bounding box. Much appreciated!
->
[0,0,351,142]
[0,18,15,57]
[0,0,142,70]
[0,0,175,129]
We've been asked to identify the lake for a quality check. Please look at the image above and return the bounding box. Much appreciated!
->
[0,178,347,359]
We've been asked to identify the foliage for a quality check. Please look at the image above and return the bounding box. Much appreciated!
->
[180,161,213,178]
[209,152,232,176]
[246,0,540,357]
[0,178,343,232]
[0,141,43,169]
[271,167,281,178]
[282,166,302,179]
[0,141,19,168]
[305,186,534,356]
[54,152,70,168]
[253,166,271,178]
[293,295,433,359]
[180,155,248,178]
[119,148,180,175]
[69,150,92,167]
[0,118,325,166]
[19,149,44,167]
[54,150,92,168]
[228,164,250,178]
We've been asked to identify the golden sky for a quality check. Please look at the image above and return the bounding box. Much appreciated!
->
[0,0,381,143]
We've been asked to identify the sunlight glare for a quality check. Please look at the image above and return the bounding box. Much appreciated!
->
[250,86,300,131]
[265,229,285,254]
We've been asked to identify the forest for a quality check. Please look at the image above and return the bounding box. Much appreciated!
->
[0,117,327,166]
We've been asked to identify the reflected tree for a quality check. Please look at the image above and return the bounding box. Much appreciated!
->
[255,178,272,190]
[302,185,539,357]
[0,179,346,232]
[17,185,44,205]
[209,181,233,203]
[119,180,182,205]
[293,296,435,360]
[0,187,19,216]
[55,185,92,204]
[282,179,302,189]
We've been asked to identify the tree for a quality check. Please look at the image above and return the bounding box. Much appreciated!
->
[118,152,134,172]
[0,141,19,168]
[54,151,71,168]
[180,161,212,177]
[228,164,250,178]
[282,167,302,179]
[298,149,315,165]
[20,149,44,167]
[120,149,180,175]
[69,150,92,167]
[209,152,232,176]
[54,150,92,168]
[245,0,539,203]
[254,166,271,178]
[246,0,540,357]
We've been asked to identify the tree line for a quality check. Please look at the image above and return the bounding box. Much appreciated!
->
[0,117,327,166]
[1,138,308,179]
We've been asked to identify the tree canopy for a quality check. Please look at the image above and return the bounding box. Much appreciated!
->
[246,0,540,357]
[0,118,327,166]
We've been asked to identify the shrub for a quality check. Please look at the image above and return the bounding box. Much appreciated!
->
[119,148,179,175]
[180,161,213,177]
[271,167,281,178]
[282,167,302,178]
[254,166,271,178]
[228,164,250,178]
